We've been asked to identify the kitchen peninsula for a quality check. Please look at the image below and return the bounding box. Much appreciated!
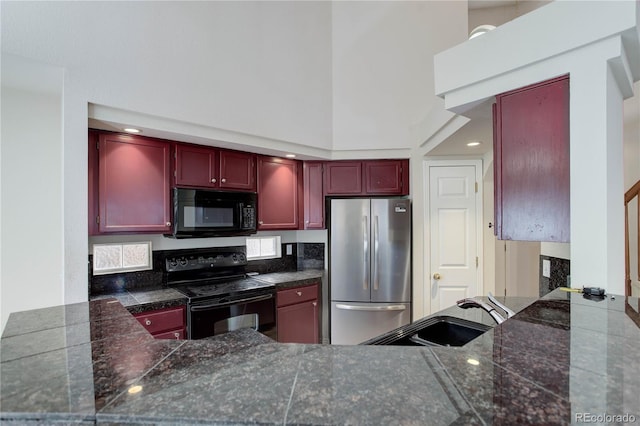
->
[1,289,639,425]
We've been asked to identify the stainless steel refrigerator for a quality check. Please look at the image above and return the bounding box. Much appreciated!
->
[330,198,411,345]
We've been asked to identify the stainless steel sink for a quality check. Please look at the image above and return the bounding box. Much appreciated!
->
[363,316,491,347]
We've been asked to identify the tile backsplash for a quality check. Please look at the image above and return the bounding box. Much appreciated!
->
[89,243,324,296]
[539,255,570,297]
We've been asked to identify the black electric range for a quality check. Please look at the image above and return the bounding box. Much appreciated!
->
[166,250,276,340]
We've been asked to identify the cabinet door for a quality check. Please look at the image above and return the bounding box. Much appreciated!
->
[175,144,218,188]
[88,130,100,235]
[257,156,301,229]
[277,300,319,344]
[98,133,171,233]
[324,161,362,195]
[219,150,256,191]
[494,75,570,242]
[303,162,325,229]
[364,160,407,195]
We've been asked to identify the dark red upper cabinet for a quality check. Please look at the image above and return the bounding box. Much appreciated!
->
[257,156,301,230]
[324,161,363,195]
[324,160,409,196]
[303,162,325,229]
[98,133,171,233]
[219,150,256,191]
[175,144,217,188]
[175,144,256,191]
[364,160,407,195]
[494,75,570,242]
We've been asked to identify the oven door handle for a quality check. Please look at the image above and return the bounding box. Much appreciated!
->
[190,293,274,311]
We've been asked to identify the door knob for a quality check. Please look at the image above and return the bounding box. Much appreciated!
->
[433,273,441,280]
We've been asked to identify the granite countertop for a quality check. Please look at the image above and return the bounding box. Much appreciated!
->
[89,270,324,313]
[2,288,639,425]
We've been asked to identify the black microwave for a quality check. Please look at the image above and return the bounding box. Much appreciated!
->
[168,188,257,238]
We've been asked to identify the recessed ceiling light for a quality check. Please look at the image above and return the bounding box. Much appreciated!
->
[285,154,296,158]
[469,25,496,40]
[467,141,482,147]
[123,128,141,134]
[467,358,480,366]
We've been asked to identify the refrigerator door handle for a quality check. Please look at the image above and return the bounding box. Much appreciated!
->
[373,215,379,291]
[335,303,407,312]
[363,216,369,290]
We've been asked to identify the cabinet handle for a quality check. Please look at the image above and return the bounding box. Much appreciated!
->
[221,178,227,183]
[174,332,180,339]
[166,222,171,227]
[211,178,217,183]
[296,291,302,296]
[259,221,263,225]
[312,302,317,307]
[145,319,152,326]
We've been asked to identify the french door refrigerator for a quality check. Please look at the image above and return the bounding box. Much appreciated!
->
[330,198,411,345]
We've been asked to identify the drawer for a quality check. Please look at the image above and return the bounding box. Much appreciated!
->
[134,306,185,335]
[277,283,318,307]
[153,328,185,340]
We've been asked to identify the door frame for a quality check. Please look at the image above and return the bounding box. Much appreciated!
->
[423,159,484,315]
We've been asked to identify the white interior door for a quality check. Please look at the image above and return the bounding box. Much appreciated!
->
[428,163,481,313]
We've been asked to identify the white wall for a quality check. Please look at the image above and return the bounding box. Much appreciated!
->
[1,76,64,330]
[332,1,467,155]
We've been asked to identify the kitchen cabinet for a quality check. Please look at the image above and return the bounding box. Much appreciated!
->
[134,305,186,340]
[324,161,362,195]
[175,144,256,191]
[256,156,302,230]
[276,283,319,344]
[493,75,570,242]
[324,160,409,196]
[95,133,172,234]
[88,130,100,235]
[303,162,325,229]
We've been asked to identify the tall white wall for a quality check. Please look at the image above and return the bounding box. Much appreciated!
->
[1,1,333,151]
[1,73,64,330]
[332,1,467,155]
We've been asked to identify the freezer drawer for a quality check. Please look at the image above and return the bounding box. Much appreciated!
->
[330,302,411,345]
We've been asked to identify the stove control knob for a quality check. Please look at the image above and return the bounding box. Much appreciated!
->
[179,258,188,267]
[168,259,178,268]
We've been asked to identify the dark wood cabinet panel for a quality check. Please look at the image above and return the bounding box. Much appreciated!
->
[175,145,256,191]
[303,162,325,229]
[219,150,256,191]
[324,160,409,196]
[134,305,186,340]
[88,130,100,236]
[98,133,171,233]
[257,156,301,230]
[277,283,319,344]
[175,144,217,188]
[324,161,362,195]
[364,160,407,195]
[494,75,570,242]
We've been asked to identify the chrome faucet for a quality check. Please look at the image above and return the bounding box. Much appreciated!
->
[456,292,515,324]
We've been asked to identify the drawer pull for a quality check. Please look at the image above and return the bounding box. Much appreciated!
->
[296,291,302,296]
[145,319,152,326]
[174,332,180,339]
[312,302,317,307]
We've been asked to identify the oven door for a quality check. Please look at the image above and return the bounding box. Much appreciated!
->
[187,291,276,340]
